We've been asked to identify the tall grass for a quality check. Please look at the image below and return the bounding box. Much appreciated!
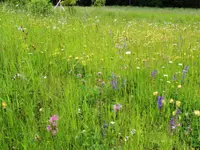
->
[0,5,200,149]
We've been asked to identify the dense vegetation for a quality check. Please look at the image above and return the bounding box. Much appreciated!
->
[78,0,200,8]
[0,4,200,149]
[0,0,200,8]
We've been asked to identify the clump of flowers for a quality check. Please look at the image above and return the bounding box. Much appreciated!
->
[170,109,181,130]
[47,115,59,135]
[113,104,122,112]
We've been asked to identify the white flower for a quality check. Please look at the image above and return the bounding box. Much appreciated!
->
[81,130,86,133]
[125,51,131,55]
[136,67,140,70]
[124,136,129,142]
[130,129,136,135]
[110,121,115,125]
[178,63,183,66]
[78,108,81,113]
[163,74,168,77]
[167,81,171,83]
[169,61,173,64]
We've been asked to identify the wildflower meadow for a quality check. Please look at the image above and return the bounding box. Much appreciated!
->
[0,4,200,150]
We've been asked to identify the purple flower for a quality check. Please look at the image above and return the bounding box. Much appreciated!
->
[111,73,118,90]
[113,104,122,112]
[151,69,157,78]
[182,66,189,79]
[157,96,164,109]
[169,117,176,129]
[47,125,52,131]
[176,109,181,115]
[103,123,108,128]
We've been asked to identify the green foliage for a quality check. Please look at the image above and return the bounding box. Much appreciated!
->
[28,0,53,15]
[93,0,106,6]
[4,0,30,5]
[61,0,77,6]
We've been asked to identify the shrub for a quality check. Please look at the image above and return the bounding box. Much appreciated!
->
[93,0,106,6]
[28,0,53,15]
[61,0,77,6]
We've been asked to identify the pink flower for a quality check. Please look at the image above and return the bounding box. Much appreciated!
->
[52,129,58,135]
[47,114,59,135]
[49,115,59,123]
[113,104,122,112]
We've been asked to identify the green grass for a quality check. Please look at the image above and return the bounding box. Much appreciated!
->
[0,5,200,149]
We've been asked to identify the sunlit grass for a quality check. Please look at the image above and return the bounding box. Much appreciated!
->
[0,5,200,149]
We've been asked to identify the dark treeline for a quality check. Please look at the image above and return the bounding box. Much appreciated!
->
[1,0,199,8]
[76,0,200,8]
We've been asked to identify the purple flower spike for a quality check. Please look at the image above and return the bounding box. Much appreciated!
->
[182,66,189,79]
[157,96,164,109]
[111,73,118,90]
[170,117,176,129]
[151,69,157,78]
[176,109,181,115]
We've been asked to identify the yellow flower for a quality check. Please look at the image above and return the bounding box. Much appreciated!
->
[69,55,72,59]
[178,85,182,88]
[169,99,174,104]
[176,101,181,107]
[2,101,7,109]
[75,57,79,60]
[153,91,158,96]
[172,111,176,116]
[194,110,200,116]
[82,60,86,66]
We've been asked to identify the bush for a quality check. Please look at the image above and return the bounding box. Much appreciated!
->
[28,0,53,15]
[61,0,77,6]
[93,0,106,6]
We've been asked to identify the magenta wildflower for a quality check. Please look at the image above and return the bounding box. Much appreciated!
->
[49,115,59,123]
[47,114,59,135]
[113,104,122,112]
